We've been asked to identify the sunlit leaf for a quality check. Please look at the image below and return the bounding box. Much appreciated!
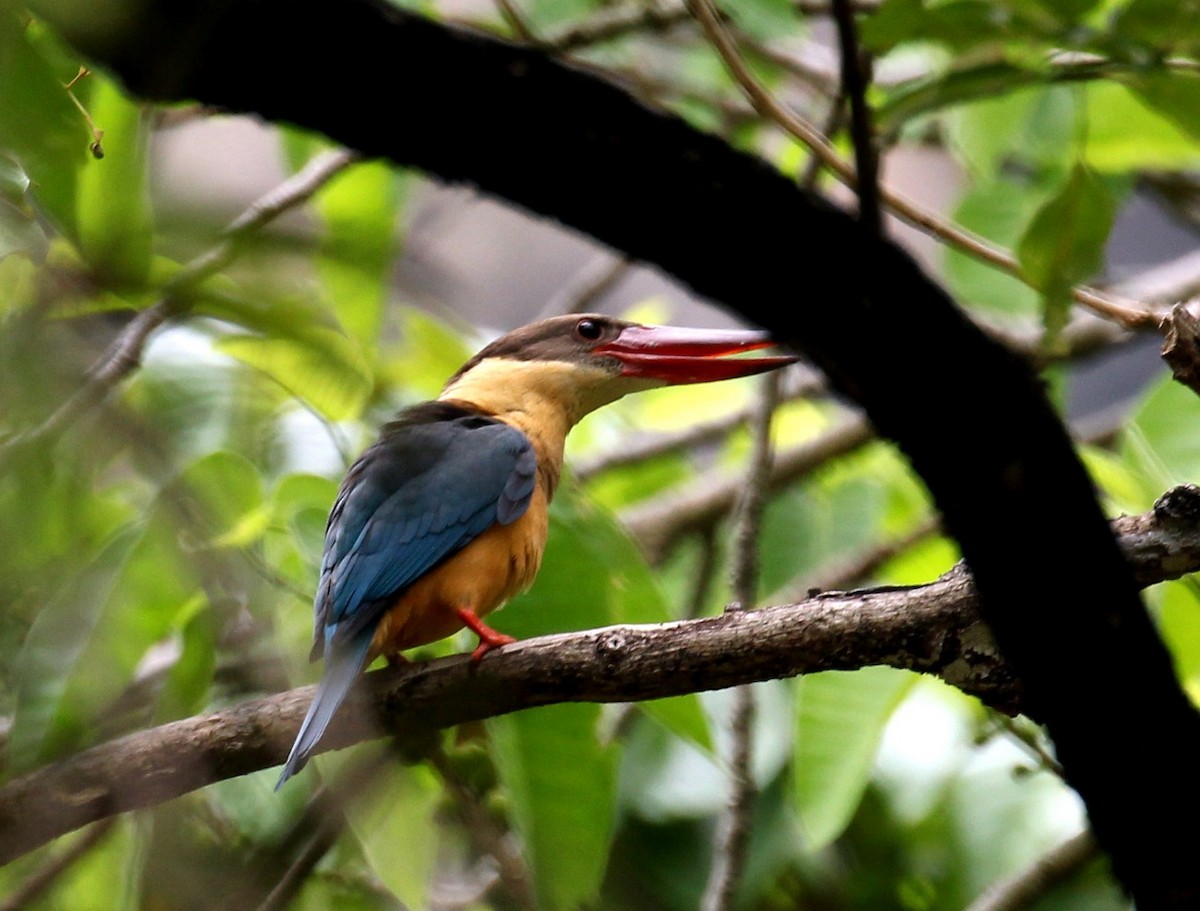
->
[1082,81,1200,171]
[1121,374,1200,498]
[75,77,153,289]
[385,307,475,399]
[1156,581,1200,706]
[30,818,135,911]
[878,534,960,585]
[1127,71,1200,144]
[315,159,404,348]
[0,254,39,314]
[218,327,372,420]
[0,14,86,237]
[794,667,917,849]
[1016,164,1117,342]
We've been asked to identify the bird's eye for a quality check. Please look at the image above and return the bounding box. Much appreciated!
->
[575,318,603,341]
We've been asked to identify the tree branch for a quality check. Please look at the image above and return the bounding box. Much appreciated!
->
[2,488,1199,867]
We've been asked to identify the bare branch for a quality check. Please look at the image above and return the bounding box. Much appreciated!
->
[2,488,1198,865]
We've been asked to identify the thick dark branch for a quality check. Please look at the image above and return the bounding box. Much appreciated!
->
[2,491,1199,866]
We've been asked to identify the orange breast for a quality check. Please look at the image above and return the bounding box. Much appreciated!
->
[369,485,549,658]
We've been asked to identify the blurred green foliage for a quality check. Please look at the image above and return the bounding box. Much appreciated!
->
[1,0,1199,908]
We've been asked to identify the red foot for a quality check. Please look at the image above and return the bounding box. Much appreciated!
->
[455,607,517,662]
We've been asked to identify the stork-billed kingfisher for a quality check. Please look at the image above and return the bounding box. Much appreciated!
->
[276,314,795,786]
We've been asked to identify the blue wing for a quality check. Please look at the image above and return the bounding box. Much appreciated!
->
[277,403,536,787]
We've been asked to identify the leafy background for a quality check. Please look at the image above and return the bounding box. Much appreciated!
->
[2,0,1200,908]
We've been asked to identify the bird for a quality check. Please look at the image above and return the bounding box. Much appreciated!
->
[276,313,796,786]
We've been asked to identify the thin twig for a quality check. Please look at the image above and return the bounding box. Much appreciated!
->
[0,820,115,911]
[0,148,360,458]
[829,0,880,234]
[965,830,1100,911]
[701,373,779,911]
[685,0,1157,331]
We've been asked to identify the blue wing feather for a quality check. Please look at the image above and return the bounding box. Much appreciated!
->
[278,403,535,787]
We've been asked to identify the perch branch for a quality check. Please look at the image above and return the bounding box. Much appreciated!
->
[2,488,1199,866]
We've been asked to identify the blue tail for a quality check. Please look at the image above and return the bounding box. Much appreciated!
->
[276,631,374,789]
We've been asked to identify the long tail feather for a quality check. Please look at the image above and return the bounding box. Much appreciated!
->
[276,631,374,789]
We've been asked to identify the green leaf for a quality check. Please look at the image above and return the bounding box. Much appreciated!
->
[1083,80,1200,171]
[1110,0,1200,57]
[8,527,140,772]
[0,254,39,315]
[943,180,1047,320]
[177,450,267,548]
[1156,581,1200,705]
[343,763,441,907]
[315,159,403,348]
[1121,374,1200,499]
[218,327,372,420]
[1016,164,1116,342]
[943,84,1080,178]
[75,77,153,289]
[0,14,87,237]
[153,599,215,723]
[385,307,475,399]
[861,0,1028,53]
[489,704,618,911]
[1126,71,1200,144]
[878,63,1044,138]
[794,667,917,849]
[728,0,800,41]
